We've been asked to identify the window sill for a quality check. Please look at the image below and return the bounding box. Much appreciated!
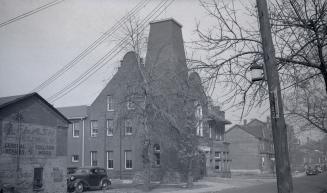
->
[72,136,80,138]
[107,134,113,137]
[125,168,133,170]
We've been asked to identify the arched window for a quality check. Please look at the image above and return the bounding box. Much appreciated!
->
[153,144,160,167]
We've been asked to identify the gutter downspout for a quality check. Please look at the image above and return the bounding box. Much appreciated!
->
[82,119,85,167]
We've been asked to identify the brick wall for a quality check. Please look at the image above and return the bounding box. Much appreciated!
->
[0,95,68,193]
[226,126,261,173]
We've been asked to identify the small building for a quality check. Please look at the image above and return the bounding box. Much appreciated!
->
[0,93,70,193]
[58,18,231,181]
[226,119,275,174]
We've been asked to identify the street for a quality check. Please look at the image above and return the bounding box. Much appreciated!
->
[83,172,327,193]
[217,173,327,193]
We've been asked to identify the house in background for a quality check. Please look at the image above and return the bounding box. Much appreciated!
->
[226,118,275,175]
[0,93,69,193]
[58,18,232,181]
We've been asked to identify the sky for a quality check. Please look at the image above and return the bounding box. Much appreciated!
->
[0,0,324,140]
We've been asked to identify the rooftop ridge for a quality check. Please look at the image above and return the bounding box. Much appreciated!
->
[149,18,183,28]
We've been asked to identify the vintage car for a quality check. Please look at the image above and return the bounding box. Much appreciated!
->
[306,166,319,176]
[67,167,111,192]
[67,166,78,174]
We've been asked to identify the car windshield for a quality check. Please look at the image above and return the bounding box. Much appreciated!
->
[74,168,90,174]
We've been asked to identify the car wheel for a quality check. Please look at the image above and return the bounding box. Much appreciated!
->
[75,182,84,193]
[101,180,110,190]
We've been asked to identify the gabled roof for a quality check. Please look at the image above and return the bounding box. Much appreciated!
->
[243,119,267,140]
[57,105,88,119]
[226,119,271,141]
[0,92,70,123]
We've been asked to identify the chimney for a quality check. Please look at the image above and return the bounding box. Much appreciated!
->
[145,18,188,93]
[243,119,247,126]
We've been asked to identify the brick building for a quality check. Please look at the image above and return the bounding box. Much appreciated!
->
[226,119,275,174]
[0,93,70,193]
[58,18,231,181]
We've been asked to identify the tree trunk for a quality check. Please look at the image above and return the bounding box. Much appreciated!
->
[143,141,151,192]
[320,67,327,94]
[186,158,193,188]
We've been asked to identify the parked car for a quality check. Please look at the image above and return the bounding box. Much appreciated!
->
[314,164,322,173]
[67,167,111,193]
[67,166,78,175]
[306,166,319,175]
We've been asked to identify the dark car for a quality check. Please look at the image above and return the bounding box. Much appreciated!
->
[306,166,319,176]
[67,166,78,175]
[67,167,111,193]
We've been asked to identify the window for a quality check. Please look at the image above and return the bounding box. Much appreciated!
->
[33,167,43,190]
[125,119,133,135]
[106,151,114,169]
[196,121,203,136]
[195,104,203,119]
[209,125,212,139]
[153,144,160,167]
[72,155,79,162]
[214,151,221,158]
[215,160,220,170]
[127,98,135,110]
[91,151,97,166]
[106,119,114,136]
[125,150,132,169]
[195,101,203,137]
[90,120,98,137]
[107,95,114,111]
[72,121,80,138]
[215,128,222,141]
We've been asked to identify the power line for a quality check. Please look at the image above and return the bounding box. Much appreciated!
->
[48,0,173,102]
[48,0,175,103]
[0,0,66,28]
[32,0,150,93]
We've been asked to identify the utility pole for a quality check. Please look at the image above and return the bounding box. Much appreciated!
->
[256,0,293,193]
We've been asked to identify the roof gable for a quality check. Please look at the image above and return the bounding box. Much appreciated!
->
[0,92,70,123]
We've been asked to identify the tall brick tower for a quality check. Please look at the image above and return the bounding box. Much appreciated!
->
[145,18,189,96]
[144,18,192,181]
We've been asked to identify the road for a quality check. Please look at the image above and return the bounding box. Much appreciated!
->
[217,172,327,193]
[84,172,327,193]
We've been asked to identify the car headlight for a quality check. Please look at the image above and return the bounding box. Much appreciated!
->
[70,176,75,181]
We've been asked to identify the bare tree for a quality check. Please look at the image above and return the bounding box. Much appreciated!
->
[192,0,327,132]
[285,79,327,133]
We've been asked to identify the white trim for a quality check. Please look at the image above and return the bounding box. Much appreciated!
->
[106,119,113,136]
[124,150,132,169]
[127,99,135,110]
[72,122,80,138]
[107,95,114,111]
[209,125,212,139]
[214,151,221,159]
[90,151,97,166]
[82,119,85,167]
[125,119,133,135]
[106,151,114,170]
[72,155,79,162]
[90,120,98,137]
